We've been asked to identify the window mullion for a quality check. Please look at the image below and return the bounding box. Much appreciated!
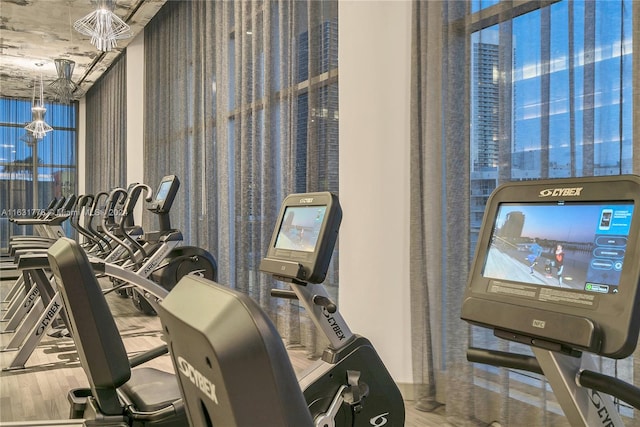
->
[465,0,561,32]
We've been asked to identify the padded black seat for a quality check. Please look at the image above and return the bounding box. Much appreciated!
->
[47,237,186,426]
[158,275,314,427]
[122,368,183,412]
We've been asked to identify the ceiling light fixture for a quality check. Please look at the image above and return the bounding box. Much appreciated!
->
[25,69,53,140]
[20,130,39,147]
[49,59,84,104]
[73,0,132,52]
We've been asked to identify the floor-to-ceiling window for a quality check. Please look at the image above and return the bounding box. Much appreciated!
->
[470,0,633,248]
[143,0,338,353]
[410,0,636,423]
[468,0,634,423]
[0,98,77,251]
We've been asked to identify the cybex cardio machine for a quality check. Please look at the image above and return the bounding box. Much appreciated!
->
[158,192,405,426]
[461,175,640,426]
[105,175,217,314]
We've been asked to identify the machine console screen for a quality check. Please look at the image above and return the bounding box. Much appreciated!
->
[156,180,173,202]
[462,175,640,357]
[483,202,634,295]
[260,192,340,284]
[274,206,327,253]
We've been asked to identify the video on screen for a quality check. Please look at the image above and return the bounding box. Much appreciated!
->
[275,206,327,252]
[482,202,634,294]
[155,181,172,202]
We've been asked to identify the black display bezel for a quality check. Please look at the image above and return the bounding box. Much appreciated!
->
[260,192,341,284]
[461,175,640,358]
[149,175,180,214]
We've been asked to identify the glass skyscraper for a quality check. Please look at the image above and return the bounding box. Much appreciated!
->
[470,0,633,251]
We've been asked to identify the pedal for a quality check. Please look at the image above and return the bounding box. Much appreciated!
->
[342,370,369,413]
[47,327,70,338]
[313,371,371,427]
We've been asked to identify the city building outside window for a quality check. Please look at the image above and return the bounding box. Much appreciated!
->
[469,0,634,420]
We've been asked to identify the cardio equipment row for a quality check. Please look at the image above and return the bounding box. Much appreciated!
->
[44,191,406,427]
[5,174,640,427]
[0,175,216,371]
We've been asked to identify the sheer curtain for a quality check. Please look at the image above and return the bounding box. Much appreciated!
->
[143,0,215,252]
[143,0,338,350]
[85,54,127,194]
[411,0,638,425]
[410,0,473,420]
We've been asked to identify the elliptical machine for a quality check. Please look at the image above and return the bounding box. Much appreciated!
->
[103,175,217,314]
[158,192,405,426]
[144,176,217,289]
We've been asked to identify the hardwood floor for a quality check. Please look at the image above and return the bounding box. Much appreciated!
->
[0,276,452,426]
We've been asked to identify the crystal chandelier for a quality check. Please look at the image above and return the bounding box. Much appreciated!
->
[48,59,84,104]
[25,74,53,140]
[73,0,131,52]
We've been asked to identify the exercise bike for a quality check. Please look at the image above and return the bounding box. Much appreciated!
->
[461,175,640,426]
[158,191,405,426]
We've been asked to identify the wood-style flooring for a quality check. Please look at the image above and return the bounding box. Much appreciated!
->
[0,276,452,426]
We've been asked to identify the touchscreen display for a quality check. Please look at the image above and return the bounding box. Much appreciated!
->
[482,202,634,294]
[156,181,172,202]
[274,206,327,252]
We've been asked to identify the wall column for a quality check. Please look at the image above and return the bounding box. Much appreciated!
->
[338,1,413,392]
[77,98,86,195]
[126,29,145,221]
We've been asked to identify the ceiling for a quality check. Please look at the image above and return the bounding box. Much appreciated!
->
[0,0,167,102]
